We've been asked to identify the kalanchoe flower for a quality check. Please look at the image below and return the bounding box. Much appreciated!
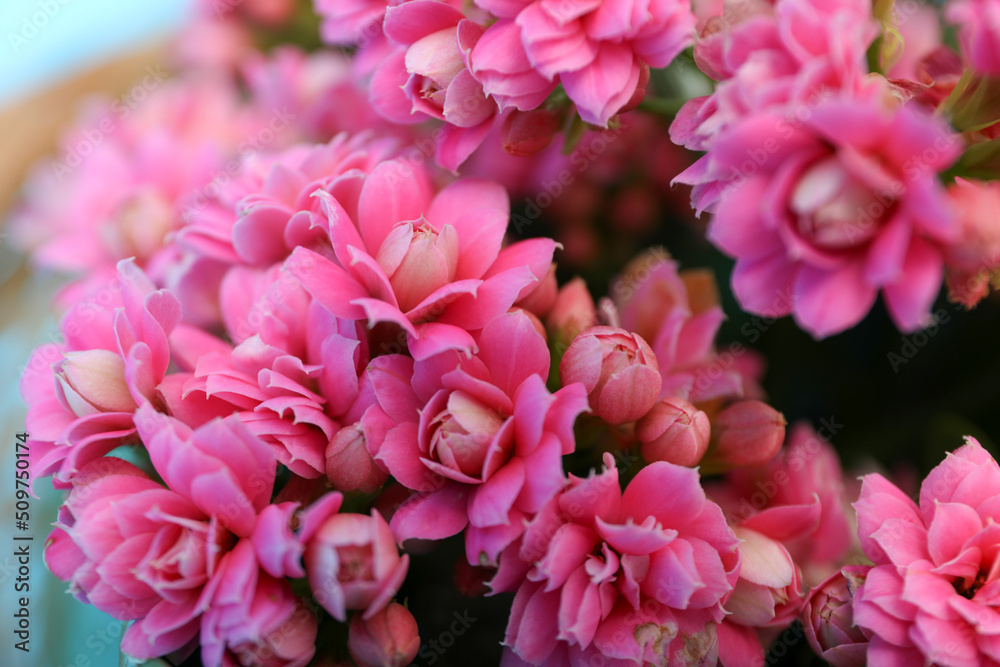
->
[372,1,498,170]
[946,0,1000,76]
[348,602,421,667]
[695,84,962,338]
[470,0,697,126]
[134,405,277,538]
[672,0,877,215]
[176,132,399,280]
[200,540,319,667]
[802,567,871,667]
[364,310,588,565]
[612,250,758,403]
[21,259,180,486]
[636,397,711,467]
[852,437,1000,665]
[297,492,410,622]
[170,272,360,478]
[285,168,556,361]
[559,326,662,425]
[717,526,805,666]
[44,457,235,662]
[498,453,740,665]
[708,423,854,584]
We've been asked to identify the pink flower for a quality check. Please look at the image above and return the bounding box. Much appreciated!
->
[200,540,318,667]
[802,567,871,667]
[349,602,421,667]
[44,457,234,662]
[363,310,588,564]
[699,87,962,337]
[559,326,662,425]
[170,270,361,478]
[717,526,804,667]
[708,423,854,583]
[21,260,180,486]
[612,250,755,402]
[285,169,556,361]
[133,406,277,538]
[176,132,398,275]
[372,1,498,170]
[471,0,696,126]
[297,492,410,622]
[852,437,1000,666]
[947,0,1000,75]
[944,178,1000,307]
[707,423,854,664]
[672,0,876,215]
[499,453,740,665]
[468,20,557,114]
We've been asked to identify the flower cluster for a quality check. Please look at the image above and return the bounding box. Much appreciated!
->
[12,0,1000,664]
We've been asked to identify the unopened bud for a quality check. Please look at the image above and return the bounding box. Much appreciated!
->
[703,400,785,471]
[636,398,710,467]
[502,109,562,157]
[327,424,389,495]
[55,349,137,416]
[560,326,661,425]
[348,602,421,667]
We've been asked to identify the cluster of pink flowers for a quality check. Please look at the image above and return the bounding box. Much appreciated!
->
[13,0,1000,665]
[670,0,1000,337]
[315,0,697,168]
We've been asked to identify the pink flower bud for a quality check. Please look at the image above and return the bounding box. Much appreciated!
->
[302,504,409,622]
[502,109,562,157]
[802,567,870,667]
[703,400,786,471]
[348,602,420,667]
[378,221,459,312]
[559,326,661,425]
[636,398,710,467]
[546,277,597,342]
[54,349,137,417]
[327,424,389,495]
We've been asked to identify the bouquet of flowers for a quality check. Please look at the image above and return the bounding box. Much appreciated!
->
[11,0,1000,665]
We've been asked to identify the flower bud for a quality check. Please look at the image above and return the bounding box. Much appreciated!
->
[703,400,786,471]
[636,398,710,467]
[502,109,562,157]
[348,602,421,667]
[302,504,409,622]
[327,424,389,495]
[546,278,597,343]
[802,567,870,667]
[559,326,661,425]
[55,349,137,417]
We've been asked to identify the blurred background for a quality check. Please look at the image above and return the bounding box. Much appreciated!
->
[0,1,998,666]
[0,2,189,666]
